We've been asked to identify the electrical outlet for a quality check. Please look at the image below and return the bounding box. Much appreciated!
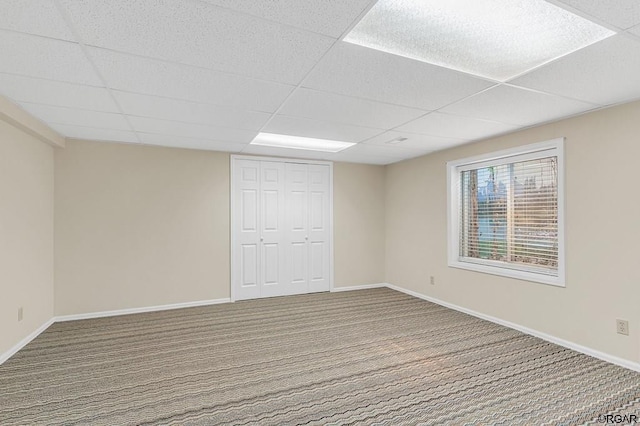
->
[616,319,629,336]
[429,276,435,285]
[17,307,23,322]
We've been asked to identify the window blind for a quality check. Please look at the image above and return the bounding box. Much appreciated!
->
[459,156,558,276]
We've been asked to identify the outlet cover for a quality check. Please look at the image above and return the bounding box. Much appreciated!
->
[616,319,629,335]
[18,307,23,322]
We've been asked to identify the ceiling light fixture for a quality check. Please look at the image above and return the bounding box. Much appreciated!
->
[344,0,614,82]
[250,132,356,152]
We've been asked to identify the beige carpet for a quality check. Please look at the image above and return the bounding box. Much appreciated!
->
[1,288,639,425]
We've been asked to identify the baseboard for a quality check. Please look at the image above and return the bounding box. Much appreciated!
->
[1,298,233,365]
[385,283,640,373]
[55,298,231,322]
[5,288,638,373]
[331,283,387,292]
[0,317,55,366]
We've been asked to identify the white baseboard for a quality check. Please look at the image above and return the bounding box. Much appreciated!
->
[0,317,55,366]
[386,283,640,373]
[55,298,231,322]
[331,283,387,292]
[4,286,638,373]
[1,298,231,366]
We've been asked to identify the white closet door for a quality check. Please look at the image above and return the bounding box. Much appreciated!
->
[258,161,288,298]
[285,163,309,294]
[307,164,331,293]
[234,159,261,300]
[232,157,332,301]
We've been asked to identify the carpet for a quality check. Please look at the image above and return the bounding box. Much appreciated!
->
[1,288,639,425]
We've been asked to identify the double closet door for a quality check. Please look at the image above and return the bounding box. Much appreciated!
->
[232,158,332,301]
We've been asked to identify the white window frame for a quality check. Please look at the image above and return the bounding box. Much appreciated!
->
[447,138,565,287]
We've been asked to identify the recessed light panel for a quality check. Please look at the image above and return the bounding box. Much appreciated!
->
[250,132,355,152]
[344,0,614,81]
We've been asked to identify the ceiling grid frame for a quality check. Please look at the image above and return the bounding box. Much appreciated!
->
[0,0,639,163]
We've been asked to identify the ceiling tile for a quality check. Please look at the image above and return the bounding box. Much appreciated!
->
[89,48,293,113]
[263,115,383,143]
[201,0,372,38]
[113,91,270,130]
[398,112,518,140]
[555,0,640,29]
[331,145,405,165]
[128,116,257,143]
[0,0,74,41]
[304,42,495,110]
[138,133,246,152]
[19,103,131,130]
[511,35,640,105]
[334,155,397,165]
[52,124,139,143]
[362,130,466,152]
[0,73,119,112]
[441,85,597,126]
[59,0,334,85]
[337,143,428,160]
[278,88,428,129]
[0,31,101,85]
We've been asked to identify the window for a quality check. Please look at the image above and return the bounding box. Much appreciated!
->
[447,138,565,286]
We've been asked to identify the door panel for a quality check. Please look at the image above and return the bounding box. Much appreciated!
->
[234,160,261,300]
[291,242,306,284]
[309,168,324,185]
[310,241,324,281]
[240,244,258,288]
[310,192,324,231]
[263,168,279,183]
[262,243,280,285]
[262,191,279,231]
[290,191,306,231]
[286,163,308,294]
[242,166,257,182]
[259,162,287,297]
[308,164,331,293]
[241,190,257,232]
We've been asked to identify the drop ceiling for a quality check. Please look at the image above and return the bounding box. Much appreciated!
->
[1,0,640,165]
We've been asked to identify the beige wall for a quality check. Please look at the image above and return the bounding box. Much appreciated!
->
[386,100,640,364]
[54,141,385,315]
[0,120,54,355]
[6,98,639,365]
[54,140,231,315]
[333,162,386,287]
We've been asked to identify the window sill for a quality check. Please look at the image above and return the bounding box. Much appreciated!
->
[448,259,565,287]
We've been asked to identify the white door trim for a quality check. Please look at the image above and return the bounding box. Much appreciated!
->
[230,155,334,301]
[230,156,238,303]
[230,155,333,166]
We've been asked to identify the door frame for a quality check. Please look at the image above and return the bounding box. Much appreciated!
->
[230,155,334,302]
